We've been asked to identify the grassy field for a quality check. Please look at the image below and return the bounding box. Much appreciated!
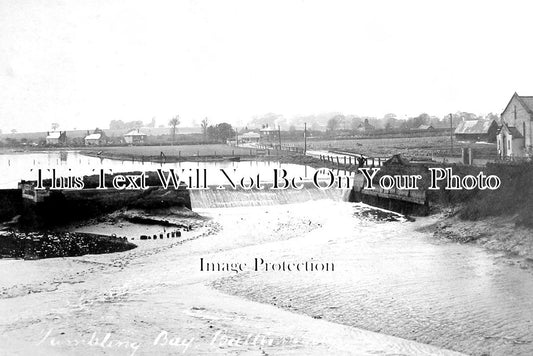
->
[91,144,258,158]
[290,135,498,159]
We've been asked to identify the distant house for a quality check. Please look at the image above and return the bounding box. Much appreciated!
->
[240,132,260,143]
[357,119,375,133]
[124,129,146,145]
[497,92,533,158]
[412,124,434,131]
[46,131,67,145]
[259,125,278,141]
[454,119,498,143]
[84,133,104,146]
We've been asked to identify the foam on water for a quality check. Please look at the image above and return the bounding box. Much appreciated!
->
[190,183,351,209]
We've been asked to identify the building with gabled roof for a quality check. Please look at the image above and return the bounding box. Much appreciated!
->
[454,119,498,143]
[497,92,533,158]
[240,132,260,143]
[413,124,434,131]
[84,133,104,146]
[124,129,146,145]
[46,131,67,145]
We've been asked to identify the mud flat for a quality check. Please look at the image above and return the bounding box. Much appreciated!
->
[427,214,533,270]
[0,231,136,259]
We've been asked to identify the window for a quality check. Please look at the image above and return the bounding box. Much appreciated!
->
[508,140,511,150]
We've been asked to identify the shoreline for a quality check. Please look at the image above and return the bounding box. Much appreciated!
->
[4,148,533,274]
[80,147,360,173]
[201,201,533,355]
[424,213,533,270]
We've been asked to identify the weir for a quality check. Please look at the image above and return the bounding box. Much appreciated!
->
[190,181,351,209]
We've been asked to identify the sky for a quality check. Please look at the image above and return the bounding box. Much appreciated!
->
[1,0,533,132]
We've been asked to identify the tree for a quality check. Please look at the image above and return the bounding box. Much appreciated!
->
[51,123,59,131]
[206,125,216,142]
[248,113,283,129]
[446,112,480,127]
[485,112,500,123]
[109,120,143,130]
[201,117,209,140]
[169,115,180,144]
[215,123,235,143]
[350,117,362,131]
[410,113,431,129]
[207,123,235,143]
[326,117,340,132]
[331,114,346,130]
[384,116,400,131]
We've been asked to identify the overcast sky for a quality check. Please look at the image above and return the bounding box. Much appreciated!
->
[1,0,533,132]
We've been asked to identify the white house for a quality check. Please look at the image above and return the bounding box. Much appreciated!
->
[84,133,104,146]
[123,129,146,145]
[240,132,260,143]
[259,126,278,141]
[46,131,66,145]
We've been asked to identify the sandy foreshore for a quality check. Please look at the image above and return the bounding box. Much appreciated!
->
[0,200,472,356]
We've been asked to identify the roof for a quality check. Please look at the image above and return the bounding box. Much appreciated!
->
[508,127,524,138]
[502,92,533,117]
[384,154,409,166]
[46,132,61,139]
[241,132,260,138]
[499,123,524,138]
[417,125,433,130]
[260,127,277,132]
[518,96,533,114]
[124,129,147,136]
[85,133,102,140]
[454,120,495,135]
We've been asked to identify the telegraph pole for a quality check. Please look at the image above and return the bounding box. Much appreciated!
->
[278,125,282,150]
[449,113,453,155]
[304,122,307,155]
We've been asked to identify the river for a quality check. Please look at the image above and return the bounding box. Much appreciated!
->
[0,151,531,355]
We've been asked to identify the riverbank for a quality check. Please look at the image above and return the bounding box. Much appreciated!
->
[425,213,533,271]
[82,146,354,171]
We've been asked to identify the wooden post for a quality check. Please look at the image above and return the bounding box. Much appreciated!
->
[278,125,282,150]
[304,122,307,155]
[450,113,453,155]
